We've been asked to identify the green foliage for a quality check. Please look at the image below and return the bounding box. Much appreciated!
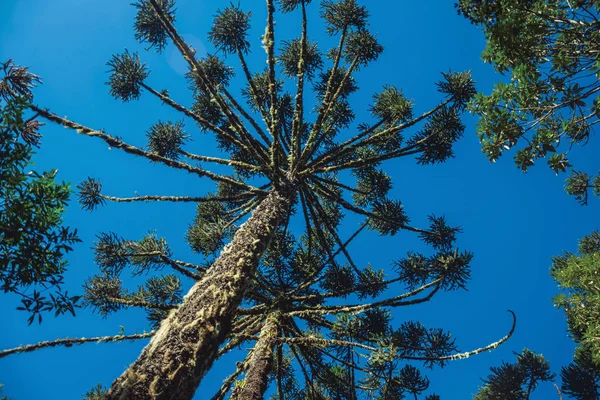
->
[208,4,252,55]
[278,0,313,13]
[0,59,41,103]
[560,345,600,400]
[457,0,600,202]
[370,86,414,126]
[473,349,555,400]
[132,0,175,53]
[146,120,189,159]
[343,30,384,67]
[186,200,232,256]
[84,231,183,328]
[3,0,489,397]
[279,39,324,80]
[551,231,600,365]
[321,0,369,34]
[82,383,108,400]
[106,50,149,102]
[77,177,106,211]
[0,96,81,324]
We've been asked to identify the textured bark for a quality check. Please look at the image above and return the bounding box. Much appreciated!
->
[108,189,294,400]
[230,313,280,400]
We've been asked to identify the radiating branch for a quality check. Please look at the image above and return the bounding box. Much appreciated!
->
[100,193,254,205]
[0,331,154,359]
[139,81,255,158]
[285,279,442,317]
[146,0,271,167]
[289,1,310,171]
[30,105,263,193]
[307,99,451,172]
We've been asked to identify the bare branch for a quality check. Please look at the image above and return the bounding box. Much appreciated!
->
[0,331,154,359]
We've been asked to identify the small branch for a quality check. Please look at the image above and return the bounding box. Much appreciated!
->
[100,193,253,205]
[289,1,309,171]
[285,279,441,316]
[106,296,176,311]
[160,255,204,280]
[181,151,263,173]
[0,331,154,359]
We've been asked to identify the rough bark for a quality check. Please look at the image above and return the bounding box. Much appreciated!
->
[230,313,280,400]
[108,188,294,400]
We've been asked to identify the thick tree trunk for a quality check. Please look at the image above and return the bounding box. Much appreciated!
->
[230,313,280,400]
[108,188,294,400]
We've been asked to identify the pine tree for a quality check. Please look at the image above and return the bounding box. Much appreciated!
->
[456,0,600,204]
[0,0,507,398]
[472,349,555,400]
[0,63,81,325]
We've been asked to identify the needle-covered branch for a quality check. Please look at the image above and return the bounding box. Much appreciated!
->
[146,0,272,167]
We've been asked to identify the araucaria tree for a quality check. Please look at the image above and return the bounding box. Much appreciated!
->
[457,0,600,204]
[1,0,514,398]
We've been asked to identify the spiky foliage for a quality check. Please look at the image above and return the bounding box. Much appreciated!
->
[457,0,600,203]
[279,39,324,80]
[473,349,555,400]
[560,345,600,400]
[82,384,108,400]
[132,0,175,52]
[0,95,81,325]
[0,60,41,102]
[106,50,149,102]
[207,226,514,400]
[3,0,496,398]
[146,120,189,159]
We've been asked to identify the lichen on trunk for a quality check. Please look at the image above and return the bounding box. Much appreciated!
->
[108,188,294,400]
[230,313,280,400]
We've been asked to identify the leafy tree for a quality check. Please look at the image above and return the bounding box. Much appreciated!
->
[456,0,600,204]
[0,0,510,398]
[552,231,600,400]
[552,231,600,364]
[0,64,81,324]
[473,349,555,400]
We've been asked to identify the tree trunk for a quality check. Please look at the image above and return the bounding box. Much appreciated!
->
[230,313,280,400]
[108,188,294,400]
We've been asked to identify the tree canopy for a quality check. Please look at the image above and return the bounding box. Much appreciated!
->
[0,66,81,324]
[457,0,600,203]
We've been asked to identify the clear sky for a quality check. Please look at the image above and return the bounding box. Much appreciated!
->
[1,0,599,399]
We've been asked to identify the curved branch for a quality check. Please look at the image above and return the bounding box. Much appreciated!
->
[398,310,517,362]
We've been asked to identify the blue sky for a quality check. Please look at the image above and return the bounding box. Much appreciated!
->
[1,0,599,399]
